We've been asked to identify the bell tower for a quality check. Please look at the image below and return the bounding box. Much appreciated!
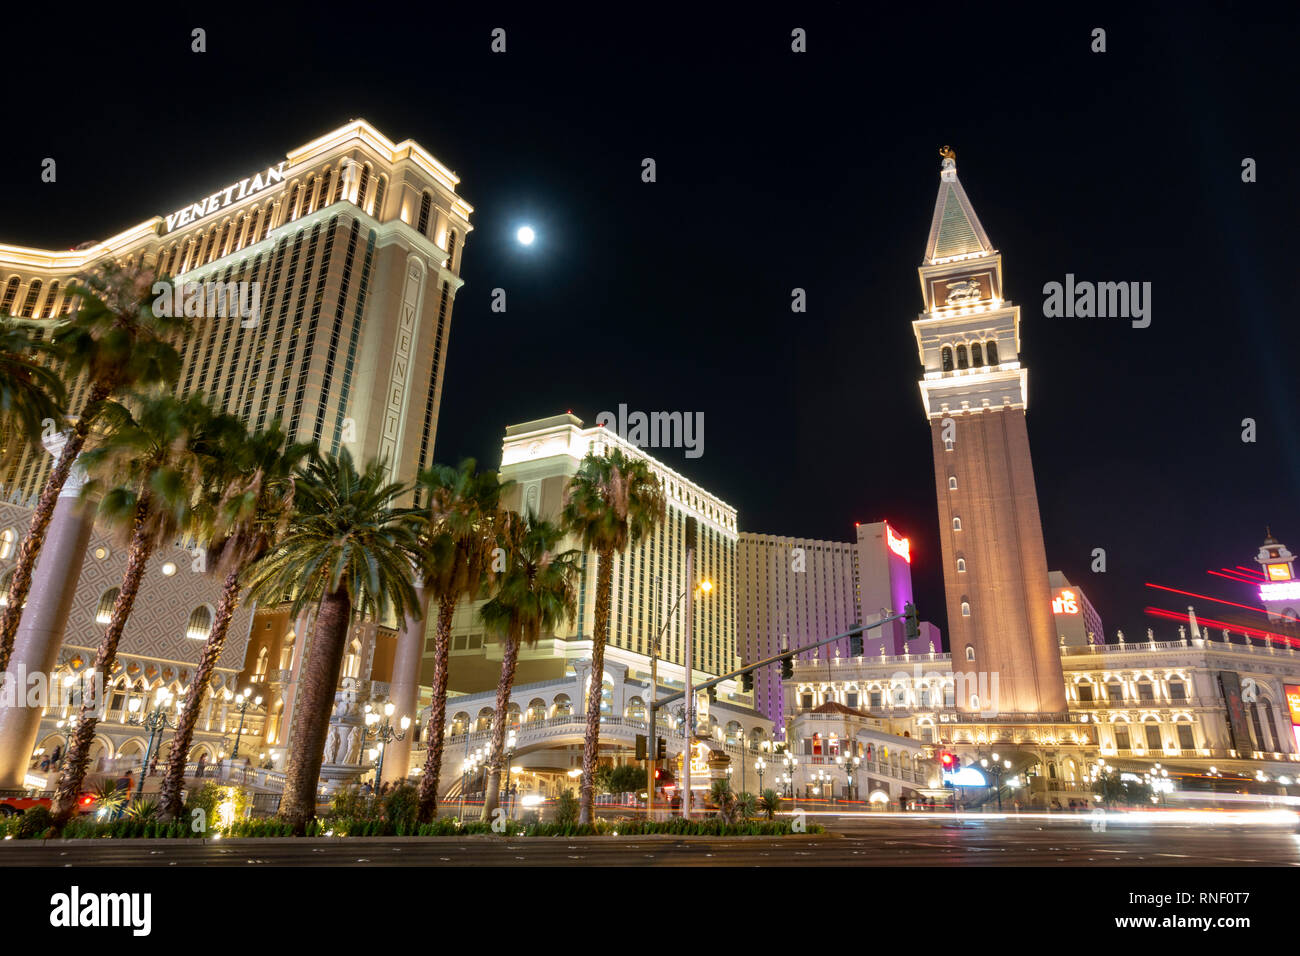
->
[912,147,1066,715]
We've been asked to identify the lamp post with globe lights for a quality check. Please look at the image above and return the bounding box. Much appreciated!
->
[978,752,1013,811]
[836,753,860,801]
[364,701,410,788]
[127,687,179,799]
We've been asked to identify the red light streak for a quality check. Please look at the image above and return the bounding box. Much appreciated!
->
[1207,569,1259,584]
[1143,606,1300,647]
[1234,565,1267,579]
[1145,583,1300,624]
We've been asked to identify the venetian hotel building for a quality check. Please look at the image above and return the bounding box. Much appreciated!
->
[0,119,472,497]
[0,122,472,787]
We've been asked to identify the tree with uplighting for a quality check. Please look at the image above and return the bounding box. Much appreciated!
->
[560,448,665,824]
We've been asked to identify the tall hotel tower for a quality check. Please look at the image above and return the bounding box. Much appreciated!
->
[912,149,1065,715]
[0,120,472,497]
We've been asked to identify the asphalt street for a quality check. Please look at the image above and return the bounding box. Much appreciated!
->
[2,814,1297,866]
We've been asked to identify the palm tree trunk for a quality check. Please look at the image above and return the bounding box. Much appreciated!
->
[51,492,154,825]
[416,593,456,822]
[158,566,241,820]
[0,382,110,674]
[278,587,351,834]
[578,546,614,825]
[480,628,521,822]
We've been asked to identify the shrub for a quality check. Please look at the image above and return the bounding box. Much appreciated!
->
[758,789,781,820]
[384,784,419,831]
[554,788,579,825]
[15,806,54,839]
[125,797,159,822]
[735,791,758,820]
[183,783,223,831]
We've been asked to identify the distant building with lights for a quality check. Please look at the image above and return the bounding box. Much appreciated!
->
[1048,571,1104,647]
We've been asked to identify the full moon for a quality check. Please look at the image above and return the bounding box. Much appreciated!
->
[516,225,535,245]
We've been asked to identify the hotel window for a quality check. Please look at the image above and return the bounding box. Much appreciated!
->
[948,475,957,490]
[1077,682,1094,701]
[965,644,974,660]
[944,438,953,451]
[0,528,13,559]
[956,558,966,572]
[1262,703,1280,751]
[961,601,970,617]
[941,346,953,371]
[95,588,120,624]
[332,165,346,204]
[1114,724,1130,751]
[1137,679,1154,701]
[986,340,999,364]
[1143,723,1162,750]
[869,690,882,709]
[0,277,19,314]
[956,344,969,369]
[186,605,213,641]
[1176,722,1195,751]
[372,174,387,219]
[1168,680,1186,700]
[355,163,370,209]
[287,183,301,221]
[1249,702,1268,750]
[40,281,60,318]
[447,229,458,271]
[1106,680,1123,701]
[19,280,42,318]
[971,342,983,366]
[417,191,432,235]
[952,517,961,531]
[845,691,858,709]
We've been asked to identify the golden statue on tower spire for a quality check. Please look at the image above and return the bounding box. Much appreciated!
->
[939,145,956,160]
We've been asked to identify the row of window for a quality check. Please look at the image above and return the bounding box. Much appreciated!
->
[940,340,1000,372]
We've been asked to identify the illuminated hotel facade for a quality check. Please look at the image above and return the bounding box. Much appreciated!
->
[0,119,472,498]
[0,122,472,788]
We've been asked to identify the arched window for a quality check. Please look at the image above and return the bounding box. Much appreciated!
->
[948,475,957,490]
[952,516,962,531]
[1261,701,1280,751]
[372,174,387,219]
[342,638,361,679]
[95,588,120,624]
[287,183,301,221]
[186,606,213,640]
[279,631,295,671]
[41,281,60,318]
[961,601,971,617]
[446,229,458,270]
[941,346,954,371]
[0,277,19,315]
[944,438,954,452]
[216,220,232,257]
[253,647,269,682]
[956,557,966,572]
[0,527,15,560]
[955,344,969,369]
[986,340,999,365]
[552,694,572,718]
[526,698,546,722]
[19,280,42,318]
[970,342,983,366]
[355,163,371,208]
[417,191,432,235]
[303,175,317,216]
[247,209,261,245]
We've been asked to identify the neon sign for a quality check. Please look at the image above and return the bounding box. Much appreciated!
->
[1052,590,1079,615]
[1260,581,1300,602]
[1267,563,1293,582]
[1285,685,1300,727]
[886,524,911,563]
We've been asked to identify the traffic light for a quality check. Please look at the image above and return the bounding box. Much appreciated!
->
[904,602,920,640]
[781,655,793,680]
[940,751,956,771]
[636,734,647,760]
[742,671,754,693]
[849,629,863,657]
[656,737,666,760]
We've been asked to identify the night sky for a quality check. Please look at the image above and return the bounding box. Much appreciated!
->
[4,4,1298,646]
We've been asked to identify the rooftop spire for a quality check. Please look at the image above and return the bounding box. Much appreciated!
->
[924,146,996,265]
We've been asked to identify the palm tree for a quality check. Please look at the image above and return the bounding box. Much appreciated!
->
[709,778,737,823]
[0,318,66,467]
[560,447,665,824]
[51,393,233,824]
[244,449,421,834]
[478,511,580,821]
[0,261,187,675]
[157,420,314,820]
[411,460,510,823]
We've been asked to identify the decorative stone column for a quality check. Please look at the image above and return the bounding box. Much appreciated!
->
[382,578,428,786]
[0,437,95,788]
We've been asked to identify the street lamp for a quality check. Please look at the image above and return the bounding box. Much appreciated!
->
[363,701,410,788]
[227,687,263,760]
[502,728,519,818]
[126,687,176,800]
[978,751,1012,811]
[783,753,798,801]
[755,757,766,794]
[836,753,861,801]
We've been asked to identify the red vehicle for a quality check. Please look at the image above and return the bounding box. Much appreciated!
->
[0,792,96,817]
